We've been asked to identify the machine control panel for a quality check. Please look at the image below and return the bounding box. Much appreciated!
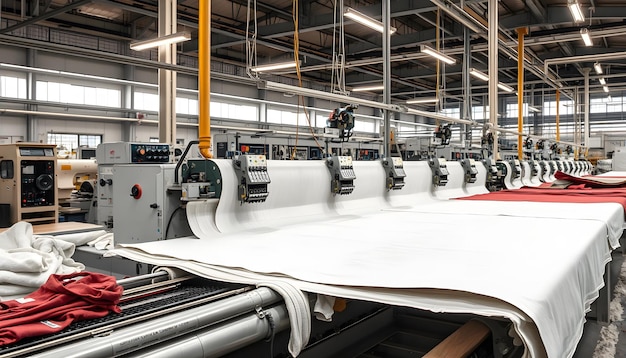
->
[20,160,55,207]
[429,157,449,187]
[460,158,478,184]
[233,155,271,203]
[327,156,356,195]
[382,157,406,190]
[96,142,170,164]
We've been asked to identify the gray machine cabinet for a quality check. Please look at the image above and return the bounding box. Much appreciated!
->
[112,164,187,244]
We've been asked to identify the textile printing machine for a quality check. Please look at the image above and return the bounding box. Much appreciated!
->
[70,142,599,358]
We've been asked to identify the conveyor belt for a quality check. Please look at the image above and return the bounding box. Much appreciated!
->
[0,278,244,357]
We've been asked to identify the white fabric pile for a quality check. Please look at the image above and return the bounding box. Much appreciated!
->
[0,222,110,299]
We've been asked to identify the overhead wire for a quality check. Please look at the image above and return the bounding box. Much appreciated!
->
[290,0,325,159]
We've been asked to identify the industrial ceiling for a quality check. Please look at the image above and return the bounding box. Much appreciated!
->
[1,0,624,109]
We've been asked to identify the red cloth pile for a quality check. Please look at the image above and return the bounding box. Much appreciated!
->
[459,186,626,213]
[0,272,123,346]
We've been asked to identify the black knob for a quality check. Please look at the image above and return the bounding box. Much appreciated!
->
[99,178,106,187]
[130,184,142,199]
[149,203,158,209]
[106,179,113,185]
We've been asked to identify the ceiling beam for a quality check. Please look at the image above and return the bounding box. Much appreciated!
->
[0,0,93,34]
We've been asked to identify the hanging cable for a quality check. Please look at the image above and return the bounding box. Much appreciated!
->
[291,0,325,159]
[245,0,258,79]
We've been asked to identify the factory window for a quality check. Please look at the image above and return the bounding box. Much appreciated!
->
[210,101,258,121]
[543,100,574,116]
[0,75,27,99]
[36,81,120,107]
[590,98,607,114]
[176,97,199,115]
[134,91,159,112]
[439,107,460,119]
[506,103,529,118]
[354,119,377,133]
[316,114,329,128]
[607,97,623,113]
[267,109,302,126]
[47,133,102,157]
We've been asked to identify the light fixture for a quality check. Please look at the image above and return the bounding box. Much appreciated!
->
[344,7,396,34]
[528,106,541,113]
[599,78,606,85]
[352,85,384,92]
[568,0,585,23]
[608,95,612,102]
[580,28,592,47]
[594,62,603,74]
[497,83,515,92]
[250,60,300,73]
[603,85,609,93]
[129,31,191,51]
[469,68,490,81]
[406,97,439,104]
[420,45,456,65]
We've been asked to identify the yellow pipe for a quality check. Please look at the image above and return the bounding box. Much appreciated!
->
[198,0,212,158]
[555,90,560,142]
[517,27,527,159]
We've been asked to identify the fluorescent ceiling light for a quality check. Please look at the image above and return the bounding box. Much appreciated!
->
[469,68,489,81]
[528,106,541,113]
[568,0,585,23]
[603,85,609,93]
[497,83,515,92]
[420,45,456,65]
[344,7,396,34]
[130,31,191,51]
[608,95,612,102]
[250,60,300,73]
[580,28,592,47]
[352,85,384,92]
[599,77,606,85]
[594,62,603,74]
[406,97,439,104]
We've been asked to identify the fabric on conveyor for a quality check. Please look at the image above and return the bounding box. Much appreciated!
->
[553,171,626,187]
[458,191,626,213]
[0,271,122,345]
[109,159,618,358]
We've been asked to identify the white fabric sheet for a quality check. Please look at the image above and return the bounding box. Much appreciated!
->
[111,212,611,358]
[384,200,623,249]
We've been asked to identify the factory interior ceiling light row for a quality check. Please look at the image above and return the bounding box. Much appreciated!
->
[2,0,624,109]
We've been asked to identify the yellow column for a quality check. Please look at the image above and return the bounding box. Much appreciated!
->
[198,0,212,158]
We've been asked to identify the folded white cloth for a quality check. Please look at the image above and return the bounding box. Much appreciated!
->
[87,232,114,250]
[313,294,336,322]
[0,222,86,300]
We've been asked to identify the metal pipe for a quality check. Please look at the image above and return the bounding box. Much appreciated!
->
[198,0,212,158]
[127,304,290,358]
[488,0,499,158]
[383,0,391,157]
[116,270,169,288]
[544,51,626,75]
[28,287,282,358]
[517,27,528,159]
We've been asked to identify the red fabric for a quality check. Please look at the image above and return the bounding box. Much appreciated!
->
[0,272,122,346]
[458,191,626,213]
[554,171,626,188]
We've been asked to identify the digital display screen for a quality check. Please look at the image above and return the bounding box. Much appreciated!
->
[22,165,35,175]
[19,148,53,156]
